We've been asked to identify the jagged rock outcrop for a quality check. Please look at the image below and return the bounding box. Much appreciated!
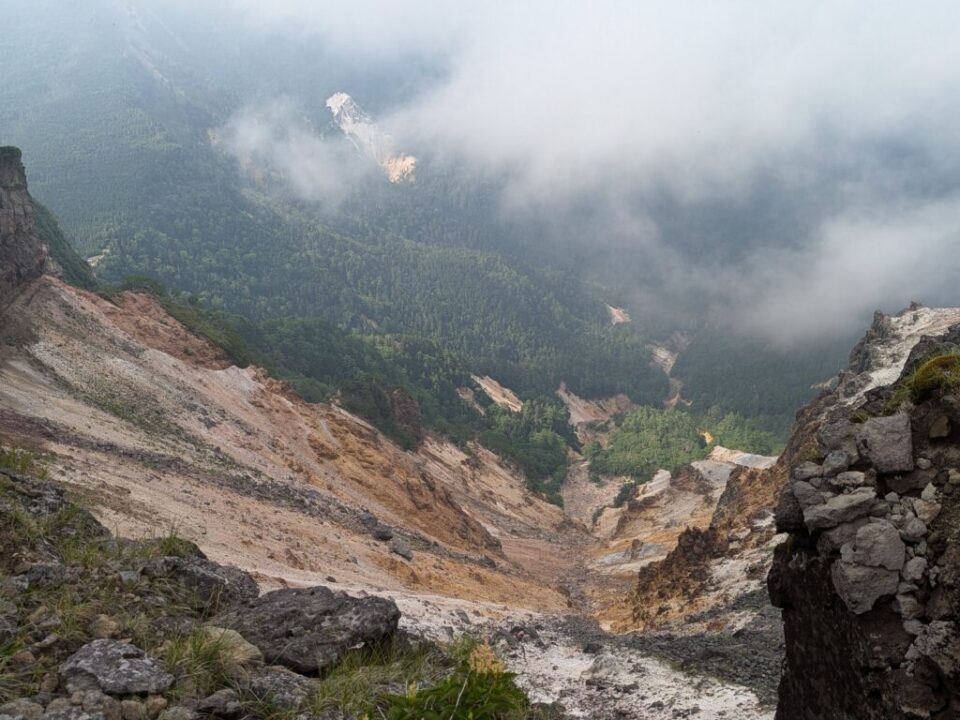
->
[0,146,47,309]
[770,306,960,719]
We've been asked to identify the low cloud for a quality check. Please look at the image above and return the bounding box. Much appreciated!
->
[218,1,960,341]
[221,101,374,207]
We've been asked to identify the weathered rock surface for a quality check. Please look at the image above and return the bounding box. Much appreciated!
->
[215,586,400,675]
[244,667,319,709]
[142,556,258,611]
[856,414,914,474]
[59,640,174,695]
[771,308,960,719]
[802,487,876,531]
[0,146,47,310]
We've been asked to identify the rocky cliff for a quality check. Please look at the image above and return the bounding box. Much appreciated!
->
[770,305,960,719]
[0,147,47,310]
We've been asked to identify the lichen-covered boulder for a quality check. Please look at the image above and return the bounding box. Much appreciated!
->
[59,640,173,695]
[216,586,400,675]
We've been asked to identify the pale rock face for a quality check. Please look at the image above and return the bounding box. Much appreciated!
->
[325,92,417,183]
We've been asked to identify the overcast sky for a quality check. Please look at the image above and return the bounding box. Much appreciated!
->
[218,1,960,343]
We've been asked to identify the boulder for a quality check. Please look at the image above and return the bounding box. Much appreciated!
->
[388,538,413,561]
[803,488,877,531]
[0,700,43,720]
[142,556,258,611]
[818,518,871,554]
[829,471,866,489]
[215,586,400,675]
[913,499,941,524]
[245,667,318,709]
[822,451,851,477]
[791,481,823,509]
[851,520,906,571]
[774,486,805,532]
[818,420,860,460]
[856,414,914,474]
[903,556,928,583]
[59,640,173,695]
[199,626,263,676]
[35,701,104,720]
[371,525,393,542]
[196,689,241,718]
[831,561,899,614]
[901,517,928,542]
[792,462,823,481]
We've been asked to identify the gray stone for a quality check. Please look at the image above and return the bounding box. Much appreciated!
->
[856,414,914,474]
[39,708,105,720]
[921,483,939,502]
[831,560,899,614]
[818,518,871,554]
[792,462,822,481]
[852,519,905,571]
[156,709,195,720]
[246,667,318,709]
[59,640,173,695]
[142,557,258,611]
[196,689,241,718]
[803,487,877,531]
[901,516,928,542]
[905,621,958,674]
[822,451,851,477]
[388,538,413,561]
[26,562,65,589]
[119,701,144,720]
[829,471,866,489]
[371,525,393,542]
[885,492,900,503]
[903,556,928,583]
[791,481,823,509]
[949,469,960,485]
[913,499,941,525]
[215,586,400,675]
[0,700,43,720]
[818,419,860,460]
[903,619,924,636]
[894,594,924,619]
[916,457,933,470]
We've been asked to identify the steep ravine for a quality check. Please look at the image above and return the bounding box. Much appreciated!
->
[7,144,960,717]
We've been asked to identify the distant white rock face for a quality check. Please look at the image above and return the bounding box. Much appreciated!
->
[835,304,960,405]
[325,92,417,183]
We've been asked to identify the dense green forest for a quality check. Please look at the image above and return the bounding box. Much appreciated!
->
[584,405,783,485]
